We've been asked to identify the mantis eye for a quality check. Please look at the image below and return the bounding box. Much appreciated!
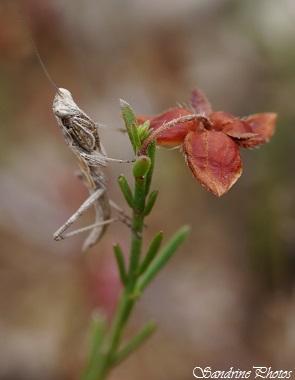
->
[55,108,70,118]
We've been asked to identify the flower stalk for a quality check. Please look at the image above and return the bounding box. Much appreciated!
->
[81,87,277,379]
[80,100,190,380]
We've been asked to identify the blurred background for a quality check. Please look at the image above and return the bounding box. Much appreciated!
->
[1,0,295,379]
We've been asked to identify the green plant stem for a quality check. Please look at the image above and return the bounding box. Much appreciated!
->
[88,173,147,380]
[81,104,189,380]
[110,322,156,366]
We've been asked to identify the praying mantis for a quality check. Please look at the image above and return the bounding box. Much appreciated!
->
[22,18,133,251]
[52,87,132,251]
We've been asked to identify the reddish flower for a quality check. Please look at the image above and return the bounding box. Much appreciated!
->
[137,107,195,148]
[137,88,277,196]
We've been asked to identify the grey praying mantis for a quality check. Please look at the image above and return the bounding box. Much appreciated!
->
[23,19,133,251]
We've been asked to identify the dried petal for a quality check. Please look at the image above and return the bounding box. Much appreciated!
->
[209,112,237,131]
[210,113,255,139]
[137,108,199,148]
[183,130,242,196]
[190,88,212,116]
[221,120,258,143]
[240,113,277,148]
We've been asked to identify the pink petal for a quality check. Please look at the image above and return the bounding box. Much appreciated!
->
[209,112,238,131]
[183,130,242,196]
[241,113,277,148]
[190,88,212,116]
[137,108,199,148]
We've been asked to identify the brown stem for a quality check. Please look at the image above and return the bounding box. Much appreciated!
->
[139,114,211,154]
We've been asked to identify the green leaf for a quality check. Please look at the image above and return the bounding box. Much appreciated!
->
[113,244,127,285]
[81,312,106,380]
[133,156,151,178]
[138,121,151,141]
[131,123,141,152]
[118,175,134,209]
[110,322,156,366]
[137,226,190,291]
[120,99,138,153]
[145,140,156,195]
[144,190,158,216]
[139,231,163,275]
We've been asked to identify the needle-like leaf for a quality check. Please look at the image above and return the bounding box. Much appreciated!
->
[137,226,190,291]
[139,231,163,275]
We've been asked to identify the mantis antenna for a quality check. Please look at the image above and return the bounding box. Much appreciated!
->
[18,10,62,97]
